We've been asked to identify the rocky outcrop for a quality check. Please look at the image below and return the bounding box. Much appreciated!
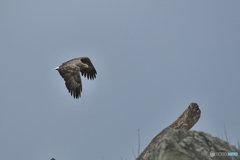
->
[147,128,239,160]
[137,103,201,160]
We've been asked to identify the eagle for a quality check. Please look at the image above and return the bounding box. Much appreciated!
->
[53,57,97,99]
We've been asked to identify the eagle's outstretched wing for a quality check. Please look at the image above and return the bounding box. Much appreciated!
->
[58,69,82,99]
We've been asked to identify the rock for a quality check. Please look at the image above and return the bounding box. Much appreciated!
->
[147,128,240,160]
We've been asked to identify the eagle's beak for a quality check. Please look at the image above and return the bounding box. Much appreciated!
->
[86,65,89,68]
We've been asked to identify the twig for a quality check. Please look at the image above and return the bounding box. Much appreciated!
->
[238,138,240,150]
[224,122,229,143]
[138,128,140,156]
[132,147,136,159]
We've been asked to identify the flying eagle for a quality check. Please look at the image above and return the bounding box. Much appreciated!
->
[53,57,97,99]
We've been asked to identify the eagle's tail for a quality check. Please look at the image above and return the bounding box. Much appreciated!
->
[52,66,59,70]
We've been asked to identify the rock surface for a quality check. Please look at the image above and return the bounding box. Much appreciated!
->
[147,128,240,160]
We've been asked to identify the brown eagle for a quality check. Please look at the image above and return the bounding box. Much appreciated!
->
[53,57,97,99]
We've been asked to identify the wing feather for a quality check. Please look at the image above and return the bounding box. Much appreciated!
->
[58,69,82,99]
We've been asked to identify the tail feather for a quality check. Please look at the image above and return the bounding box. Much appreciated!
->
[53,66,59,70]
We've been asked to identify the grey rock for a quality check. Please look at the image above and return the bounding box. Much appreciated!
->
[147,128,240,160]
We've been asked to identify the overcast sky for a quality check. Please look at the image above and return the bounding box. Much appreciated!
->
[1,1,240,160]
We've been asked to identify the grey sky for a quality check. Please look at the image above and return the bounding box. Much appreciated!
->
[0,1,240,160]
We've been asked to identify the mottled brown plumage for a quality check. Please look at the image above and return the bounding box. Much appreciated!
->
[54,57,97,99]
